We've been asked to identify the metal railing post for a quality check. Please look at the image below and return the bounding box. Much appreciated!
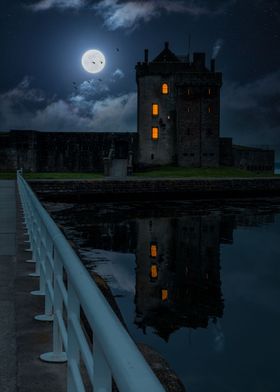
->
[67,282,81,392]
[40,248,67,363]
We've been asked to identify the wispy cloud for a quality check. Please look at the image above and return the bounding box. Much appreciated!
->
[0,76,136,132]
[93,0,234,31]
[28,0,236,29]
[28,0,86,11]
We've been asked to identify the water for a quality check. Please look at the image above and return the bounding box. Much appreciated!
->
[45,199,280,392]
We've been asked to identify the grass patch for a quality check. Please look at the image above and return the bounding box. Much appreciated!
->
[135,166,276,178]
[0,172,103,180]
[0,172,17,179]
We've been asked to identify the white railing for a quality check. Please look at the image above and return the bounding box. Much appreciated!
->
[17,170,165,392]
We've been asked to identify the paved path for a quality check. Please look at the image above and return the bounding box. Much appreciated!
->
[0,181,66,392]
[0,181,16,392]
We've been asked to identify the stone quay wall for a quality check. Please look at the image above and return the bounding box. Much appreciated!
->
[30,178,280,202]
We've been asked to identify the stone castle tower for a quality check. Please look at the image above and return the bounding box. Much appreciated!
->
[136,42,222,167]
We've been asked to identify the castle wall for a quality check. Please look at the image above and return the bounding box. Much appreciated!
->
[0,130,137,172]
[233,145,274,172]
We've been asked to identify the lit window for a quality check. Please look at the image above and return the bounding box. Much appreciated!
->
[150,243,158,257]
[150,264,158,279]
[208,88,211,95]
[208,105,212,113]
[151,127,159,140]
[152,104,159,116]
[162,83,169,94]
[187,88,191,95]
[161,289,168,301]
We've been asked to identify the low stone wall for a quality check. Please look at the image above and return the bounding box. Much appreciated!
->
[29,177,280,201]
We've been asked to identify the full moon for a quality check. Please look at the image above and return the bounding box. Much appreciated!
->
[81,49,106,74]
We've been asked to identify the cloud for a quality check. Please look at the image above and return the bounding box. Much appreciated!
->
[0,77,137,132]
[28,0,86,11]
[93,0,234,30]
[221,70,280,154]
[112,68,125,79]
[28,0,237,29]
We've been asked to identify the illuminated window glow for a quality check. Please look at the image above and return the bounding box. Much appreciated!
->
[187,88,191,95]
[151,127,159,140]
[161,289,168,301]
[150,243,158,257]
[208,105,212,113]
[162,83,169,94]
[150,264,158,279]
[152,104,159,116]
[208,88,211,95]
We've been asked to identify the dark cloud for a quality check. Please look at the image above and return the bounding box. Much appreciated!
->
[0,77,136,132]
[222,70,280,155]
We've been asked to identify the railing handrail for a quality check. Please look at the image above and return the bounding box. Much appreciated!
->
[17,170,165,392]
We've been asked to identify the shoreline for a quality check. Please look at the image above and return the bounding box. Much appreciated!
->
[29,177,280,202]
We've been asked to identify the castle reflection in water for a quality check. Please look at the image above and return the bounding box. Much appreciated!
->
[50,202,276,341]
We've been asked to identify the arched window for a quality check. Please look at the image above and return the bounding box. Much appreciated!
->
[162,83,169,94]
[151,127,159,140]
[152,103,159,116]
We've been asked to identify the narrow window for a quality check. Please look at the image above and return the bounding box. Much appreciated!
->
[150,242,158,258]
[150,263,158,279]
[187,107,191,113]
[161,289,168,301]
[151,127,159,140]
[162,83,169,95]
[208,88,211,95]
[187,88,191,96]
[152,103,159,116]
[208,105,212,113]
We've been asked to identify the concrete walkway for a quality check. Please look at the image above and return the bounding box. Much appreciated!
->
[0,181,16,392]
[0,180,66,392]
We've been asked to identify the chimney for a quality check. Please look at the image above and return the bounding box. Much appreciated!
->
[144,49,149,63]
[211,58,216,72]
[164,41,169,50]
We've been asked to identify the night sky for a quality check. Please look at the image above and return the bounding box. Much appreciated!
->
[1,0,280,158]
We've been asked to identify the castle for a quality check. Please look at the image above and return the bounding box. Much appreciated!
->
[137,42,222,167]
[0,43,275,173]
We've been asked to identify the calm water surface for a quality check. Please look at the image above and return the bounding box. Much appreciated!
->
[45,199,280,392]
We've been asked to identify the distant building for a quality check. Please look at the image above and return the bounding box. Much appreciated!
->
[0,42,275,173]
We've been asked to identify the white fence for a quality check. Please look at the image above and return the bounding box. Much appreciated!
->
[17,170,165,392]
